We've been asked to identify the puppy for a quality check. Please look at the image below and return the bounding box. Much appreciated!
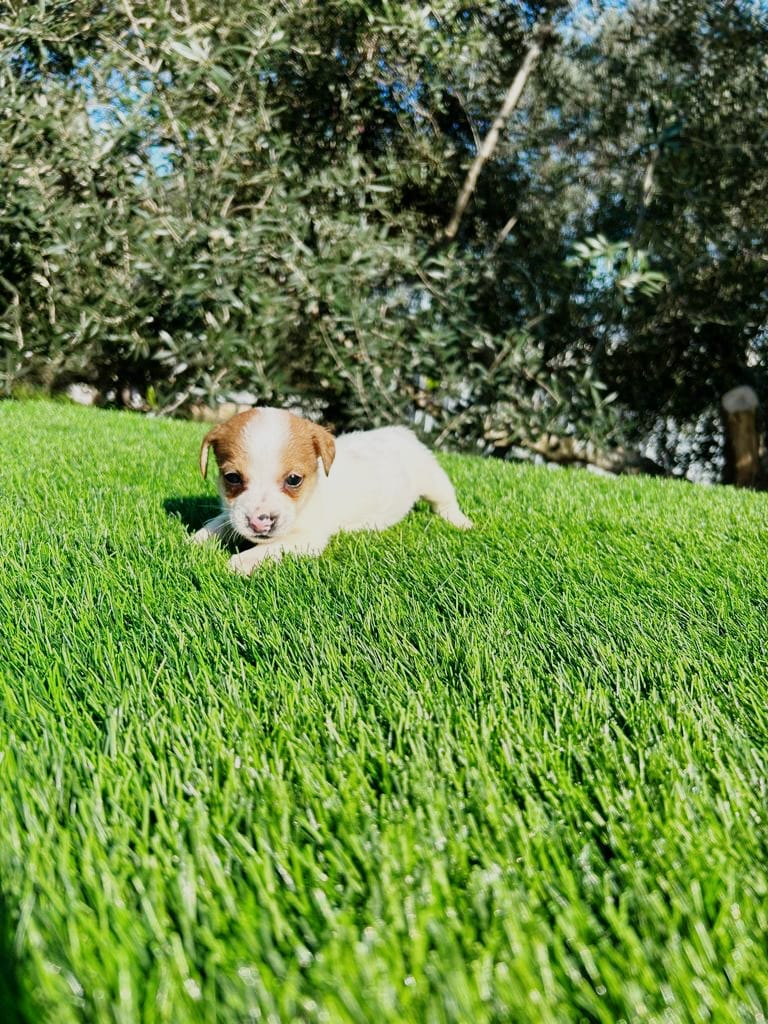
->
[193,407,472,574]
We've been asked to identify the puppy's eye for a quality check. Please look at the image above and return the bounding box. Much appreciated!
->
[285,473,303,488]
[223,472,243,486]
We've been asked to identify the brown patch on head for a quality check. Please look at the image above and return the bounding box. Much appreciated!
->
[199,409,260,496]
[280,414,336,499]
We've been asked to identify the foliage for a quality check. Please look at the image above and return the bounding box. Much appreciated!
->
[547,0,768,467]
[1,1,767,472]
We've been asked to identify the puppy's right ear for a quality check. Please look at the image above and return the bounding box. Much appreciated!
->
[199,427,220,478]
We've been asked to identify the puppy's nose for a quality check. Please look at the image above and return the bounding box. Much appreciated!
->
[247,512,276,534]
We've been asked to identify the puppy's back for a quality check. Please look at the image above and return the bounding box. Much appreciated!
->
[328,426,437,531]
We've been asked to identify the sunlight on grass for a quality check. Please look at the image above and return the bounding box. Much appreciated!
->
[0,400,767,1023]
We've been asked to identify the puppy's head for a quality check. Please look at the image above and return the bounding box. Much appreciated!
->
[199,408,335,543]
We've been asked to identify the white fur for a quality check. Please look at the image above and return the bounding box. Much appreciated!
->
[193,412,472,574]
[227,409,292,543]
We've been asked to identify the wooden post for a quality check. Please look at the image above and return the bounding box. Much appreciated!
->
[721,385,760,487]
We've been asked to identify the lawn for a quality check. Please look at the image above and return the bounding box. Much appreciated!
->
[0,398,767,1024]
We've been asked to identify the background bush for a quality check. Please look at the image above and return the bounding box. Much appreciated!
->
[1,1,767,474]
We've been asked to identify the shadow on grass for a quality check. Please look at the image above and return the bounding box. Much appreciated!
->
[0,896,29,1024]
[164,495,221,534]
[164,496,254,553]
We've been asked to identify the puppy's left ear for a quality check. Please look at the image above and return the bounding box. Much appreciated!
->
[199,426,221,478]
[313,425,336,475]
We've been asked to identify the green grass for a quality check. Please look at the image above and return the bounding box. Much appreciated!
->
[1,399,767,1024]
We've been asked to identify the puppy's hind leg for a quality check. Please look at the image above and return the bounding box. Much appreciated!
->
[421,459,473,530]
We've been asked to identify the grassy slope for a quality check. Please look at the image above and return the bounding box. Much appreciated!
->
[0,399,767,1024]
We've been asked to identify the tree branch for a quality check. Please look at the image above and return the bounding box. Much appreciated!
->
[444,29,549,241]
[517,434,667,477]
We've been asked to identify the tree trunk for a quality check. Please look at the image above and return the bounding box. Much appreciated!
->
[721,385,760,487]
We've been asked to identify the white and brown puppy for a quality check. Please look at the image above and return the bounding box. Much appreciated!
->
[193,407,472,574]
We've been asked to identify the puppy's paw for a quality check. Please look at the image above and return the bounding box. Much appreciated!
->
[191,513,230,545]
[441,509,473,530]
[229,547,281,574]
[435,501,473,530]
[229,552,256,575]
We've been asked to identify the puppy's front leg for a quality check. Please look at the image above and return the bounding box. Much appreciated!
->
[192,512,230,544]
[229,536,329,575]
[229,544,282,575]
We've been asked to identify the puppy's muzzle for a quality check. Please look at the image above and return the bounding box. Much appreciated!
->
[247,512,278,535]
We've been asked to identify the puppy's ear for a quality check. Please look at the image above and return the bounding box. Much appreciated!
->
[313,425,336,475]
[199,426,220,478]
